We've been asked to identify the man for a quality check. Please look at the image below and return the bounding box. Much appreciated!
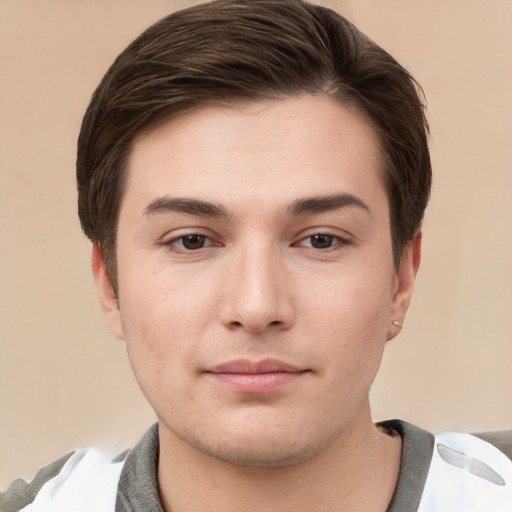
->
[2,0,511,510]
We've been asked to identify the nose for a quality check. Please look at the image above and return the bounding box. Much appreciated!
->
[219,244,295,334]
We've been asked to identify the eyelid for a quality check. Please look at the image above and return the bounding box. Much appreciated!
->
[171,234,212,249]
[296,234,350,250]
[161,226,213,242]
[162,228,221,253]
[293,227,353,244]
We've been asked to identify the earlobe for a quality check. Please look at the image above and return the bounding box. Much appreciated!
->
[388,230,422,340]
[91,244,125,340]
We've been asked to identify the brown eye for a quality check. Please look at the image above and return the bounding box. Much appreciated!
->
[181,234,207,250]
[165,233,218,254]
[309,234,335,249]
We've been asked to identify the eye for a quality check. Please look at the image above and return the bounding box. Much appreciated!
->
[298,233,347,250]
[309,234,336,249]
[168,234,212,251]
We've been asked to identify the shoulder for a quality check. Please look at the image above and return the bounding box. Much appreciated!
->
[0,448,127,512]
[0,425,159,512]
[415,429,512,511]
[381,420,512,512]
[0,452,74,512]
[474,428,512,460]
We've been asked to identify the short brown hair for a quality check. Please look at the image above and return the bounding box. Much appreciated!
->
[77,0,431,292]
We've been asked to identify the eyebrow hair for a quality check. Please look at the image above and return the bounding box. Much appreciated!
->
[144,193,370,219]
[286,193,370,216]
[144,197,229,218]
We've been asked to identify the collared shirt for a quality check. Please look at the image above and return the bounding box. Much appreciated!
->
[2,420,511,512]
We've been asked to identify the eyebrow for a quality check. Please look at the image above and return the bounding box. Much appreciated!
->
[144,197,229,218]
[143,193,370,219]
[286,193,370,216]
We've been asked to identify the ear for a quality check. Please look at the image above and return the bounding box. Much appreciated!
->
[388,230,422,340]
[91,243,125,340]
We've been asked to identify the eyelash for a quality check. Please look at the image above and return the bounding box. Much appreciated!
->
[164,231,350,253]
[295,233,350,250]
[164,233,216,252]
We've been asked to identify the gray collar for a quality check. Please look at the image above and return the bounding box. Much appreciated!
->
[116,420,434,512]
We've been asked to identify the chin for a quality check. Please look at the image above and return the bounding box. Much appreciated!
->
[182,417,346,468]
[197,439,320,468]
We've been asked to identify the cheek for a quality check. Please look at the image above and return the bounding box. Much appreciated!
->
[120,259,217,331]
[302,269,393,375]
[305,267,393,328]
[118,267,221,378]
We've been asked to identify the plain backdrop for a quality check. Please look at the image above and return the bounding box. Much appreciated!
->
[1,0,511,488]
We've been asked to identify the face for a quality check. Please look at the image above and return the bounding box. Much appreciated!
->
[94,95,418,467]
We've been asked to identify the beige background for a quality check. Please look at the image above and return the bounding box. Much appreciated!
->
[1,0,511,488]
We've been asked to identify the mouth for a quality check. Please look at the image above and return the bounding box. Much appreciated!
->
[204,358,309,394]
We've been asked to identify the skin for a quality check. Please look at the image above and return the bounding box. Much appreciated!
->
[93,95,421,511]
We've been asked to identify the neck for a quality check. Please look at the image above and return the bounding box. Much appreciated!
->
[157,402,402,512]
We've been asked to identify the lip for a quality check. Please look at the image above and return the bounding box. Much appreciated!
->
[209,358,303,374]
[205,358,308,394]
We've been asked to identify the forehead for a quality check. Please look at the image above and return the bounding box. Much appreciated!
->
[123,95,387,216]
